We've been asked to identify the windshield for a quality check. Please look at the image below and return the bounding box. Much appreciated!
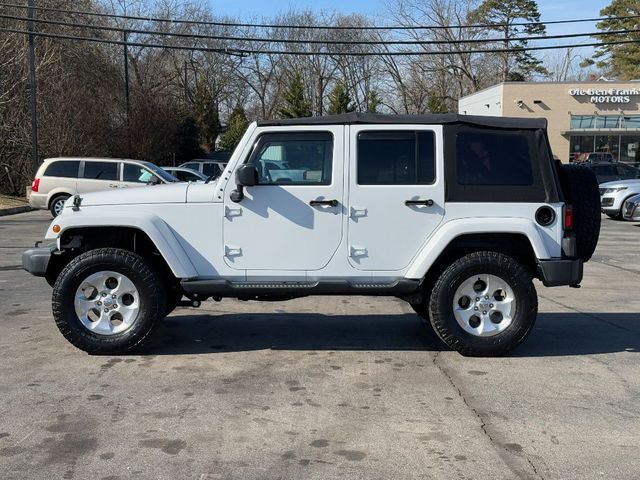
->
[143,162,179,183]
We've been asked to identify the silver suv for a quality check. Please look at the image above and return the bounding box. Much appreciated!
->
[29,158,178,217]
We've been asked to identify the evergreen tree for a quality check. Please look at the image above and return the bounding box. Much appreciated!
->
[194,76,221,148]
[218,107,249,152]
[469,0,548,81]
[585,0,640,80]
[327,80,354,114]
[427,93,448,113]
[174,116,203,163]
[278,70,312,118]
[365,88,382,113]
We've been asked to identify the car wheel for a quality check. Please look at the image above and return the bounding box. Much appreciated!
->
[429,251,538,357]
[52,248,166,354]
[49,194,70,217]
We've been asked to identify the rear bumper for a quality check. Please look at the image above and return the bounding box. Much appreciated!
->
[538,259,583,287]
[28,193,48,210]
[22,243,56,277]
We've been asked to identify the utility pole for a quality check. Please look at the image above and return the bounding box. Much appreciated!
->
[317,76,324,116]
[123,30,130,118]
[27,0,39,175]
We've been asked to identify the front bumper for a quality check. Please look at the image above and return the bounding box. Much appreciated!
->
[22,243,56,277]
[538,259,583,287]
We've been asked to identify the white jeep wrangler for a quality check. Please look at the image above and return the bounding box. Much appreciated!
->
[23,113,601,356]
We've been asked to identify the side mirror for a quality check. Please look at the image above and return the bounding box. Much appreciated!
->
[236,164,259,187]
[231,164,259,203]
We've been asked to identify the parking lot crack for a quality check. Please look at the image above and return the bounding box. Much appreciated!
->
[432,351,544,480]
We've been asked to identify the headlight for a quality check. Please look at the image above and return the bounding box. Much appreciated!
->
[604,187,628,194]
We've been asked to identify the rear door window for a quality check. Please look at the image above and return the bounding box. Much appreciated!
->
[44,161,80,178]
[456,132,533,186]
[357,131,435,185]
[123,163,154,183]
[83,161,118,181]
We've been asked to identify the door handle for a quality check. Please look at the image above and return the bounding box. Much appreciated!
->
[310,199,339,207]
[108,184,119,188]
[405,199,434,207]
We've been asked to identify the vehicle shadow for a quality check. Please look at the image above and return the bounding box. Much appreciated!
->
[139,311,640,357]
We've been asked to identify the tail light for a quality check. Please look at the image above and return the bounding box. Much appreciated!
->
[31,178,40,192]
[563,205,574,230]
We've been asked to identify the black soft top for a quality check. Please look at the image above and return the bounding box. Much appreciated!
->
[257,112,547,130]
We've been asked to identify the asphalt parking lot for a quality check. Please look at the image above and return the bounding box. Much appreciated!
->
[1,211,639,480]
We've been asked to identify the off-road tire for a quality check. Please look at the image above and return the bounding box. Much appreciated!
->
[429,251,538,357]
[52,248,166,354]
[558,163,601,261]
[49,194,70,217]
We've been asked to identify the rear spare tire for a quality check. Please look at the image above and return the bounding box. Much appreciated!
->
[558,163,601,261]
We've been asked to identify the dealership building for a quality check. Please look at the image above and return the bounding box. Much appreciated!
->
[458,81,640,163]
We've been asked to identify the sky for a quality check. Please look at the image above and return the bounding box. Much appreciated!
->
[208,0,610,35]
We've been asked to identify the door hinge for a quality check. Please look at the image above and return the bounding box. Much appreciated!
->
[225,206,243,219]
[350,206,367,219]
[225,245,243,257]
[349,246,368,257]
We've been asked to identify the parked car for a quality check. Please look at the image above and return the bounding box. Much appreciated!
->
[29,158,178,217]
[622,193,640,221]
[22,113,601,357]
[574,152,615,163]
[180,159,229,180]
[599,179,640,218]
[162,167,207,182]
[586,162,640,184]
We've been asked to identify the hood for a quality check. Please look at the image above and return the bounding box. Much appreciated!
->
[599,179,640,188]
[75,182,189,207]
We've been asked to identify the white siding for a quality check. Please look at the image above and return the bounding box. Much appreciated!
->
[458,85,503,116]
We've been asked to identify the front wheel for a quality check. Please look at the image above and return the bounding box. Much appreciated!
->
[429,251,538,357]
[52,248,166,354]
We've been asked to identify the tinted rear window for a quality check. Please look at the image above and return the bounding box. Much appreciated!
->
[44,161,80,178]
[83,162,118,181]
[357,131,435,185]
[456,132,533,186]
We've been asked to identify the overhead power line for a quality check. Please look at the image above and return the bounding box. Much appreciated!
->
[1,13,639,46]
[1,2,640,31]
[1,26,638,56]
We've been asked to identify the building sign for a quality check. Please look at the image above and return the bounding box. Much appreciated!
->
[569,88,640,104]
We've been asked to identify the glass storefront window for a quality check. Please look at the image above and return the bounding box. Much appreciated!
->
[623,117,640,129]
[570,136,595,159]
[570,114,640,129]
[570,115,596,129]
[600,116,622,128]
[595,135,620,160]
[620,135,640,163]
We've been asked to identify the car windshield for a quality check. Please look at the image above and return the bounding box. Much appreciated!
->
[142,162,178,182]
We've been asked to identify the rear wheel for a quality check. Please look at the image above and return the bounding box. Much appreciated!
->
[49,194,70,217]
[429,251,537,357]
[52,248,166,354]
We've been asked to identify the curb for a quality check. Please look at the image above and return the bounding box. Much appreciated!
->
[0,206,33,217]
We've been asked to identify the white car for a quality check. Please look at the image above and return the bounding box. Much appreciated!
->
[162,167,207,182]
[622,193,640,221]
[599,179,640,219]
[23,113,601,357]
[29,158,178,217]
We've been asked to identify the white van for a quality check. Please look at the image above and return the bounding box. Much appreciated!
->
[29,158,178,216]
